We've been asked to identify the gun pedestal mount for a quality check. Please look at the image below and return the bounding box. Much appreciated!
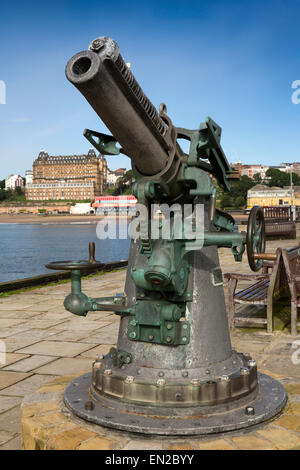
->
[46,36,286,435]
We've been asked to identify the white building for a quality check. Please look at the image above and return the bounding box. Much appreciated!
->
[240,164,270,179]
[5,174,24,190]
[107,169,119,186]
[70,203,94,215]
[25,170,33,185]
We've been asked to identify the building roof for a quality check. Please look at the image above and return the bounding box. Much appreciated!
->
[34,149,105,165]
[248,184,285,192]
[248,184,269,191]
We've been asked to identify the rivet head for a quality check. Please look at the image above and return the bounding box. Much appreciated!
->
[129,332,137,339]
[205,369,210,374]
[166,336,172,343]
[166,323,172,330]
[157,379,165,386]
[90,38,105,51]
[182,371,188,378]
[125,376,134,383]
[182,336,187,343]
[175,393,184,402]
[158,371,164,377]
[103,369,112,376]
[245,406,255,416]
[93,361,102,369]
[84,401,95,411]
[248,359,256,367]
[148,335,154,341]
[221,375,230,382]
[240,367,250,375]
[190,379,200,386]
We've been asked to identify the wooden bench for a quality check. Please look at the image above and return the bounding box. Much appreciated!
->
[263,206,296,239]
[224,249,283,333]
[265,221,296,239]
[224,245,300,334]
[281,246,300,335]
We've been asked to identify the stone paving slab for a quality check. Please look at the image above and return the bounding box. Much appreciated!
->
[0,371,32,391]
[0,374,59,397]
[17,341,93,357]
[34,358,92,376]
[0,396,23,414]
[3,355,58,372]
[0,404,22,434]
[0,318,29,328]
[0,353,30,369]
[79,344,114,358]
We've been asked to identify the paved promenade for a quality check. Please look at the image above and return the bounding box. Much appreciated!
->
[0,237,299,449]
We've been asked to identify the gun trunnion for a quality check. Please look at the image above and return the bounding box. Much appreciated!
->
[46,36,286,435]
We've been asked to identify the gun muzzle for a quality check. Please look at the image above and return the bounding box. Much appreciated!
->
[65,37,171,176]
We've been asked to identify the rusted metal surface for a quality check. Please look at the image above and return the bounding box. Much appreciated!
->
[91,355,257,406]
[64,371,286,435]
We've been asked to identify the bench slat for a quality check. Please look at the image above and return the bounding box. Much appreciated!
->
[235,280,269,300]
[235,317,268,325]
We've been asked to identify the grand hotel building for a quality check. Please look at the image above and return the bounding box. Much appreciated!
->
[25,149,107,201]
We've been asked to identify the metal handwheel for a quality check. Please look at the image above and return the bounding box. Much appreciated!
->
[246,206,266,272]
[45,242,102,271]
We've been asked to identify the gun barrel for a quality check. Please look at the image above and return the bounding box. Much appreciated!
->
[65,37,171,176]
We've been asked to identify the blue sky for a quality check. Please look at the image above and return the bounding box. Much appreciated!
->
[0,0,300,178]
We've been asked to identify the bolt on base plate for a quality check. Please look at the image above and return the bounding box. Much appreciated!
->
[64,372,287,436]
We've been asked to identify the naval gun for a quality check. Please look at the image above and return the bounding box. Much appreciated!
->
[46,36,286,435]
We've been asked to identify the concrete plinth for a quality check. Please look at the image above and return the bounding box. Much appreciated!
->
[21,373,300,450]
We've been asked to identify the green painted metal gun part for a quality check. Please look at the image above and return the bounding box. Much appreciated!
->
[127,300,189,346]
[109,347,132,367]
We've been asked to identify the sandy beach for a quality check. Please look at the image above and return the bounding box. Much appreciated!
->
[0,214,129,224]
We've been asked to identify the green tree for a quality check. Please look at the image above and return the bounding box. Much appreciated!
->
[253,173,262,183]
[14,186,24,196]
[219,193,233,209]
[113,170,134,195]
[217,175,256,209]
[265,168,300,187]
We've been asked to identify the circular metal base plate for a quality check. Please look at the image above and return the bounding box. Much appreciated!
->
[64,372,287,436]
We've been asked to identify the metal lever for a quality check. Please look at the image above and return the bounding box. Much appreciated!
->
[253,253,277,261]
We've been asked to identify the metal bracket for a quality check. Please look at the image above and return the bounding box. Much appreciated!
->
[84,129,126,156]
[127,301,190,346]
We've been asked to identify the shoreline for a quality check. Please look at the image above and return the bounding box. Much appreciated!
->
[0,214,129,224]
